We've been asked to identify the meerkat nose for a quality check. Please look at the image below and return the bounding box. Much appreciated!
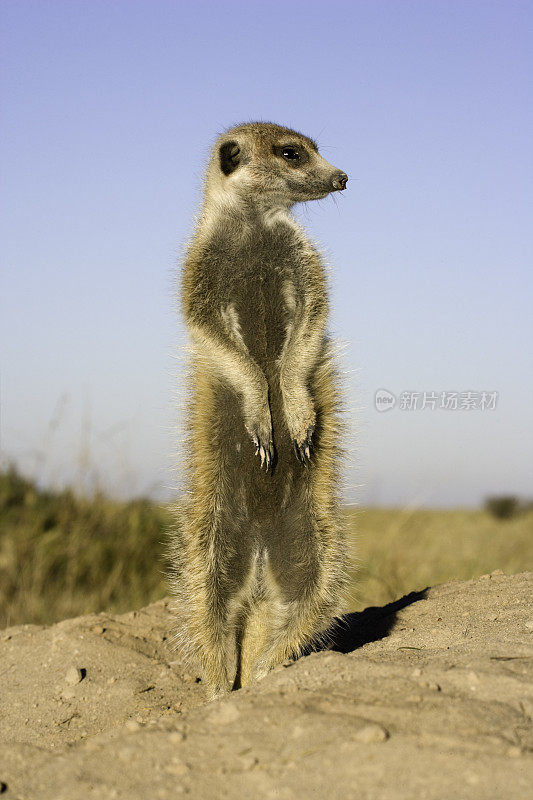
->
[332,172,348,190]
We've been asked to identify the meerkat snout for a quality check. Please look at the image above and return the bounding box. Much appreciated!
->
[332,171,348,191]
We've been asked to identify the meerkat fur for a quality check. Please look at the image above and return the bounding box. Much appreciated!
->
[169,121,349,699]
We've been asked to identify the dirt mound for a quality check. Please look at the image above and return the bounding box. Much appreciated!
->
[1,572,532,799]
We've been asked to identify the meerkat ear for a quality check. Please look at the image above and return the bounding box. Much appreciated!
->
[219,141,241,176]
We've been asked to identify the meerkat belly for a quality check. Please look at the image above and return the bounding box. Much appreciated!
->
[216,263,301,514]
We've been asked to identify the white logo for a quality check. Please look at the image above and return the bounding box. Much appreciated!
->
[375,389,396,412]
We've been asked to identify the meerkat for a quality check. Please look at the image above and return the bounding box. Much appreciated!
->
[170,121,349,699]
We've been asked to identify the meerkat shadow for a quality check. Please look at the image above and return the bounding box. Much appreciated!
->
[305,588,429,656]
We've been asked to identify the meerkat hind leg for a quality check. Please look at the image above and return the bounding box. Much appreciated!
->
[190,584,234,700]
[248,538,338,684]
[234,599,275,689]
[185,542,256,699]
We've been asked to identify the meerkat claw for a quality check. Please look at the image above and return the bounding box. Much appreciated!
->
[293,440,306,465]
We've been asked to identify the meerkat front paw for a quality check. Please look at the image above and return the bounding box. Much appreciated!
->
[244,408,274,470]
[283,391,316,465]
[293,424,315,464]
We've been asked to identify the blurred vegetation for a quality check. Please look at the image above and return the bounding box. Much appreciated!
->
[1,467,532,628]
[484,495,521,520]
[344,505,533,610]
[0,467,172,628]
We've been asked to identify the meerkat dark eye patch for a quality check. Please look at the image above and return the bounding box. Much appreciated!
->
[219,141,241,175]
[273,144,309,166]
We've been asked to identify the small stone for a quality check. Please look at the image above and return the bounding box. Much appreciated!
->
[91,625,106,634]
[524,620,533,631]
[65,667,84,685]
[209,702,240,725]
[238,754,258,770]
[507,746,523,758]
[424,681,441,692]
[520,699,533,718]
[124,720,141,732]
[354,723,389,743]
[411,668,422,678]
[166,758,189,776]
[169,731,185,743]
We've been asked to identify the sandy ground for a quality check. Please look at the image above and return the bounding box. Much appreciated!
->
[1,571,532,799]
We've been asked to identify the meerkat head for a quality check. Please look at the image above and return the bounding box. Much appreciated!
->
[205,122,348,210]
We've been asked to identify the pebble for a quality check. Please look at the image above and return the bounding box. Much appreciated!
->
[166,758,189,776]
[238,754,258,770]
[520,699,533,718]
[209,703,240,725]
[65,667,84,685]
[467,671,479,689]
[354,723,389,743]
[411,668,422,678]
[91,625,106,634]
[124,720,141,732]
[507,746,523,758]
[524,620,533,631]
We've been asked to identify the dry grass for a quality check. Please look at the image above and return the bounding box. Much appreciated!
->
[1,467,531,627]
[0,468,171,628]
[345,505,533,610]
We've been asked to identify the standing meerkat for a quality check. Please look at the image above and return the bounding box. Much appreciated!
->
[170,121,349,699]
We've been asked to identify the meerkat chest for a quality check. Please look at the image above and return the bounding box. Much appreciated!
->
[223,230,304,363]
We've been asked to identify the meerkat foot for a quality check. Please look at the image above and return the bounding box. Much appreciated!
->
[282,389,316,465]
[245,418,274,470]
[208,684,231,702]
[293,424,315,465]
[253,436,274,470]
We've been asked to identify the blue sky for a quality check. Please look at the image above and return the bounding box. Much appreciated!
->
[1,0,532,505]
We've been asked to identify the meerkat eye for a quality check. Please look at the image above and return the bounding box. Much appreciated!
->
[273,144,309,165]
[282,147,300,161]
